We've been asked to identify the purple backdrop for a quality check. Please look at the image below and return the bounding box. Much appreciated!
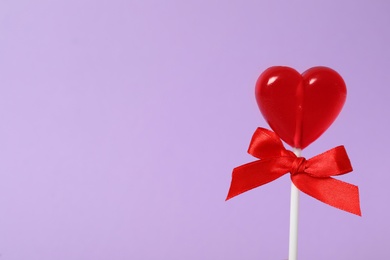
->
[0,1,389,259]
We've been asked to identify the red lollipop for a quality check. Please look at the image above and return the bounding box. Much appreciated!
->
[227,66,360,260]
[255,66,346,149]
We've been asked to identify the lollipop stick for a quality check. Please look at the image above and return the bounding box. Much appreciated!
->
[288,148,301,260]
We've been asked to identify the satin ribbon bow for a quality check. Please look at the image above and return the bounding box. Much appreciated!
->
[226,128,361,216]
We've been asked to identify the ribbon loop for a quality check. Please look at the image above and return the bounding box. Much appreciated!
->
[226,127,361,216]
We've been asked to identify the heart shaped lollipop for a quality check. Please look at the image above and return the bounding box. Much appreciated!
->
[255,66,346,149]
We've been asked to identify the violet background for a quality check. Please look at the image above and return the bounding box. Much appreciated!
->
[0,1,389,259]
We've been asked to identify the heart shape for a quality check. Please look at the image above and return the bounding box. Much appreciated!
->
[255,66,346,149]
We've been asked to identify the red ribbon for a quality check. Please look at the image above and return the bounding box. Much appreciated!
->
[226,128,361,216]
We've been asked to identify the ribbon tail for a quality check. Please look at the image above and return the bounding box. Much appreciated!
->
[292,174,361,216]
[226,159,287,200]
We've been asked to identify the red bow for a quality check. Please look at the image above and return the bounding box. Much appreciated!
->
[226,128,361,216]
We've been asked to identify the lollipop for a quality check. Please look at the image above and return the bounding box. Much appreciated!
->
[226,66,361,260]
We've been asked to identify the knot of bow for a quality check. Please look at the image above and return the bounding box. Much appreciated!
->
[226,128,361,216]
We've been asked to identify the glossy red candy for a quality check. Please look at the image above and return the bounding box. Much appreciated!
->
[255,66,346,149]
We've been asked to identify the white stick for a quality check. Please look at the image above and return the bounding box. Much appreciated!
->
[288,148,301,260]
